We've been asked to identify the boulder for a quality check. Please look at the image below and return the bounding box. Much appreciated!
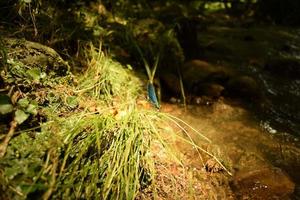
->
[192,82,224,98]
[232,167,295,199]
[225,75,261,102]
[181,59,231,91]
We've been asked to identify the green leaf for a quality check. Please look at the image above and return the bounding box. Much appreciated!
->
[66,96,78,109]
[15,109,29,124]
[0,94,13,115]
[26,68,41,81]
[26,103,38,115]
[17,98,29,108]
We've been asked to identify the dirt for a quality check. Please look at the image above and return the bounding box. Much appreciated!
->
[146,98,299,199]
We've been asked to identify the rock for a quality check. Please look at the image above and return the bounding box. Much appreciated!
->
[232,167,295,199]
[3,38,69,76]
[192,82,224,98]
[181,59,231,91]
[225,75,261,102]
[160,60,233,99]
[181,60,217,85]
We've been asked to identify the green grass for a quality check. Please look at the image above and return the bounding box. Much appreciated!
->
[50,109,154,199]
[74,44,142,103]
[0,43,227,200]
[0,44,156,199]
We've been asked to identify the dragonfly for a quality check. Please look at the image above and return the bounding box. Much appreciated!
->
[135,43,160,109]
[147,81,160,109]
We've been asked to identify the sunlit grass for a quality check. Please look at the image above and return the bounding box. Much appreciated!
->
[75,44,142,104]
[0,44,227,200]
[44,45,155,199]
[49,109,155,199]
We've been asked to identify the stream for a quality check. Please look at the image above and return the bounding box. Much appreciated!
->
[161,24,300,199]
[162,100,300,199]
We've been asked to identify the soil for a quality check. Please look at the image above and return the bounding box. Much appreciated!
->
[142,99,299,199]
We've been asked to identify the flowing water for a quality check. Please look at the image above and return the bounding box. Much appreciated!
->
[197,26,300,138]
[162,100,300,199]
[162,25,300,199]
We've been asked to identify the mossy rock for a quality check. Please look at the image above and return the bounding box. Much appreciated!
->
[2,38,69,76]
[161,60,232,98]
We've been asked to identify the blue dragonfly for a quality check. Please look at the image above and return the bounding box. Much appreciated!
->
[136,45,160,109]
[147,82,160,109]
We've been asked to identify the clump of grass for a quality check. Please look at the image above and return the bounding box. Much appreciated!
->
[42,45,155,199]
[48,108,154,199]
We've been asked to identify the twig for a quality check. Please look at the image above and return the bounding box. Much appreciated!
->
[0,120,18,158]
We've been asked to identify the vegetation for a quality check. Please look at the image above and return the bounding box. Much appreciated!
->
[0,43,156,199]
[1,0,300,199]
[0,42,221,199]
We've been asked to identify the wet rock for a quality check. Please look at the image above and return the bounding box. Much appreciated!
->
[264,58,300,79]
[192,83,224,98]
[181,59,231,90]
[181,60,218,83]
[225,75,261,102]
[232,167,295,199]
